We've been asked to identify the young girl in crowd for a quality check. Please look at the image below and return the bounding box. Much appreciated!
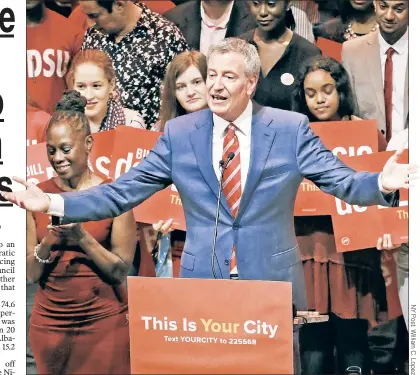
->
[159,50,208,128]
[240,0,321,111]
[154,50,208,276]
[292,56,390,374]
[66,49,156,133]
[27,90,137,374]
[314,0,377,43]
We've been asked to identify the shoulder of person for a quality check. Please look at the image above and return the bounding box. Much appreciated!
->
[313,18,346,43]
[343,31,375,52]
[150,6,186,33]
[163,1,195,22]
[44,7,69,24]
[123,108,147,129]
[165,109,212,134]
[261,106,308,131]
[91,173,106,187]
[36,177,58,193]
[237,29,256,43]
[234,1,253,19]
[291,32,321,55]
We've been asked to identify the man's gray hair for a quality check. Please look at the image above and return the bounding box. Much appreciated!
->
[207,38,261,78]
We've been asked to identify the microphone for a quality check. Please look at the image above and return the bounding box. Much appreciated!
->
[211,152,235,279]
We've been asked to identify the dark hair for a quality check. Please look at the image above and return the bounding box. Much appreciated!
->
[97,0,115,13]
[292,56,356,121]
[159,50,207,130]
[47,90,91,136]
[339,0,374,23]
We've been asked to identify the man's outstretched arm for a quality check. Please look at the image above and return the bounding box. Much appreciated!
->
[2,123,174,224]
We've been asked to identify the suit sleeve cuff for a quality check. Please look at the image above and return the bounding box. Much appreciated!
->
[46,193,65,217]
[378,173,395,195]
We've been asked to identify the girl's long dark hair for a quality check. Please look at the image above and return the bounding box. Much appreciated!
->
[292,55,357,122]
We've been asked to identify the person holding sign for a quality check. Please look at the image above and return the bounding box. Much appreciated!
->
[25,92,137,375]
[292,55,391,374]
[2,38,416,374]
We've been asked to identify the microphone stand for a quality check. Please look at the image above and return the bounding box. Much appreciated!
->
[211,152,235,279]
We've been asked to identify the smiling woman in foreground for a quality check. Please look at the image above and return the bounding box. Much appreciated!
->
[26,91,136,375]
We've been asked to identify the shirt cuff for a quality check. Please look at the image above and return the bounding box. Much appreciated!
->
[46,193,65,217]
[378,172,395,195]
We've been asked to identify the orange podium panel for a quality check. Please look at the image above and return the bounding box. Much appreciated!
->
[127,277,293,374]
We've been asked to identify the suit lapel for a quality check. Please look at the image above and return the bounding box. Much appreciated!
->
[225,2,240,38]
[189,111,231,215]
[183,2,201,50]
[236,105,275,221]
[366,32,386,118]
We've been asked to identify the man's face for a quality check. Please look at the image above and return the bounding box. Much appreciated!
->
[80,0,124,36]
[206,52,257,122]
[375,1,409,40]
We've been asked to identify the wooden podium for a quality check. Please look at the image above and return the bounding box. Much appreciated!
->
[127,277,294,374]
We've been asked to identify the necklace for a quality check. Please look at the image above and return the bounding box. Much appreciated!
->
[344,22,378,41]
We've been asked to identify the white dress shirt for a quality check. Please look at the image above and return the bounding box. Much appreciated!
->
[378,29,408,136]
[212,100,253,193]
[199,1,234,56]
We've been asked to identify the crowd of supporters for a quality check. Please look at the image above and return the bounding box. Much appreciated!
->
[26,1,409,374]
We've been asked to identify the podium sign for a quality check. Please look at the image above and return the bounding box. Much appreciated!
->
[127,277,293,374]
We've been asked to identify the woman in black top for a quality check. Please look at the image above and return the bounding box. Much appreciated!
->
[240,0,321,111]
[313,0,378,43]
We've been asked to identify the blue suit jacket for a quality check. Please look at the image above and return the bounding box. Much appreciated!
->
[61,105,395,309]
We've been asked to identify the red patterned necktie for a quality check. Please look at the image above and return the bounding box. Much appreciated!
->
[222,123,241,278]
[384,47,395,142]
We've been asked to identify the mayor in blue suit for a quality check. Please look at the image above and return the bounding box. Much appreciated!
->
[4,38,414,371]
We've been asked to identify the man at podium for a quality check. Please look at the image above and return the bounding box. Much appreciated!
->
[3,38,415,373]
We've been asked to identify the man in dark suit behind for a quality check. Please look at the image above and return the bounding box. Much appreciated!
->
[163,0,256,54]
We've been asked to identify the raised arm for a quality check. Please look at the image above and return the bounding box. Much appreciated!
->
[2,124,175,223]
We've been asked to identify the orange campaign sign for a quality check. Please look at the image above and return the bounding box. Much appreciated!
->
[26,130,117,184]
[294,120,379,215]
[107,127,186,230]
[127,277,293,374]
[316,37,343,62]
[331,150,408,252]
[87,130,117,179]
